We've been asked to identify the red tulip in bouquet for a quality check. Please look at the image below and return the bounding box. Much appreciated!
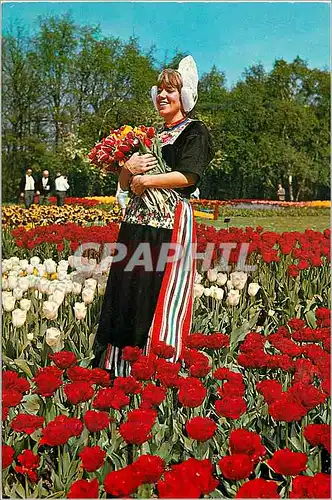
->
[88,125,178,215]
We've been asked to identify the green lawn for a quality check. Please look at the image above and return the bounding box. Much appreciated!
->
[196,215,330,233]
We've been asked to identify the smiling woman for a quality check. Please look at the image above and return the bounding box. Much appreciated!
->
[93,56,214,376]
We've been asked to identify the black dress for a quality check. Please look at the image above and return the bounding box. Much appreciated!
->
[93,119,213,375]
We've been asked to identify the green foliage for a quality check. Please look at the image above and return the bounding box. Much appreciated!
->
[2,15,330,202]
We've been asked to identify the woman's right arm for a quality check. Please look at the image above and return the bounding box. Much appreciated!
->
[119,152,158,190]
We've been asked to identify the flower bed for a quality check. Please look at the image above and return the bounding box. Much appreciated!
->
[48,197,101,207]
[2,204,122,229]
[1,262,330,498]
[191,199,331,209]
[2,222,330,498]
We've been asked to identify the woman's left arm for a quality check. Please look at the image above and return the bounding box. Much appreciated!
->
[131,171,197,196]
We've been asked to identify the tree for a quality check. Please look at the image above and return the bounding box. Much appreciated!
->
[32,13,78,147]
[2,26,46,200]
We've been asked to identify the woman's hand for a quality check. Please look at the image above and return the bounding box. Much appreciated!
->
[124,152,158,175]
[130,175,148,196]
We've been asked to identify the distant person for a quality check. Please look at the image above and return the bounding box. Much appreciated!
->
[37,170,52,205]
[277,184,286,202]
[190,187,200,199]
[19,168,39,209]
[115,181,129,217]
[55,172,69,206]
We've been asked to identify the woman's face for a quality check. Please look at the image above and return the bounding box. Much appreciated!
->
[156,85,184,121]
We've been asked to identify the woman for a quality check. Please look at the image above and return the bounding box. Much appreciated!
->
[93,56,213,375]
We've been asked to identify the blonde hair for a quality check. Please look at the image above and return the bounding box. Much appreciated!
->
[157,69,183,93]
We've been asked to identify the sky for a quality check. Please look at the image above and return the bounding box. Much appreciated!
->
[2,1,330,86]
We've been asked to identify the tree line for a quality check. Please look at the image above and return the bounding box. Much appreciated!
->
[2,14,330,202]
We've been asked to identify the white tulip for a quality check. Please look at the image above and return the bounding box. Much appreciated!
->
[57,270,68,281]
[194,283,204,299]
[82,287,94,304]
[34,290,43,300]
[203,287,211,297]
[226,280,233,291]
[54,283,67,294]
[20,299,31,311]
[227,289,240,307]
[207,268,218,282]
[18,277,29,292]
[19,259,29,271]
[30,256,41,267]
[2,295,16,312]
[248,283,260,297]
[63,280,74,294]
[10,257,20,266]
[49,290,65,306]
[44,259,57,274]
[7,276,18,290]
[12,308,27,327]
[84,278,97,291]
[57,260,69,271]
[47,281,60,295]
[230,271,248,290]
[27,332,34,341]
[45,327,63,351]
[2,260,11,272]
[42,300,59,320]
[72,282,82,295]
[38,278,50,294]
[211,286,224,300]
[74,302,87,320]
[26,264,34,275]
[70,256,85,270]
[13,288,24,300]
[36,264,46,276]
[216,273,228,286]
[27,275,37,288]
[2,277,9,290]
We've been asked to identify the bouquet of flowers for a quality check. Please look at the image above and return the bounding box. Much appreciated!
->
[88,125,178,215]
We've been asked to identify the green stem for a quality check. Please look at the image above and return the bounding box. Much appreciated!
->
[58,445,62,480]
[25,475,29,498]
[285,422,289,448]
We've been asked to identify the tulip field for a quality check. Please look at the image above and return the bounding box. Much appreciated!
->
[1,200,331,499]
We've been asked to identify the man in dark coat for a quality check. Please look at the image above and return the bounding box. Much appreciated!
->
[36,170,52,204]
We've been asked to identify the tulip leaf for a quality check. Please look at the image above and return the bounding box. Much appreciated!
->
[305,309,317,329]
[14,358,33,378]
[79,355,94,368]
[156,441,173,461]
[209,489,224,498]
[230,321,250,350]
[2,354,15,368]
[88,333,95,350]
[289,436,303,452]
[22,394,41,415]
[14,483,26,498]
